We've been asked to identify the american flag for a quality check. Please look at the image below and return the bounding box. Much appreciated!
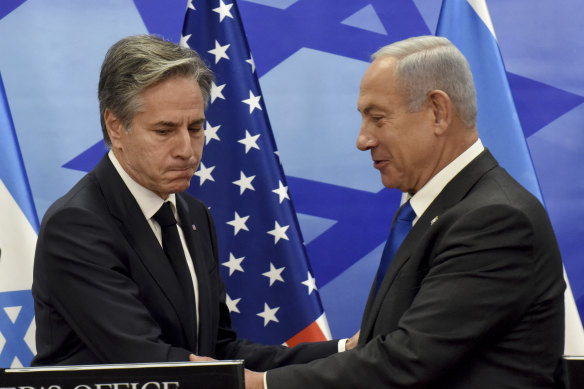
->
[181,0,331,346]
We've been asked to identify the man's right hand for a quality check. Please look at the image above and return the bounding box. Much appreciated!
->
[245,369,264,389]
[189,354,216,362]
[346,330,360,350]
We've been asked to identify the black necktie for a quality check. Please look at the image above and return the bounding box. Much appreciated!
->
[153,202,197,330]
[375,201,416,294]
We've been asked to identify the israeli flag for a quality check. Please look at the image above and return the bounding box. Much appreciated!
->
[0,72,38,367]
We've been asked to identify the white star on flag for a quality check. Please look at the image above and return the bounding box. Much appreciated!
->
[238,130,260,153]
[242,90,262,114]
[246,55,256,73]
[301,272,318,295]
[233,171,256,195]
[194,162,215,185]
[179,34,191,48]
[226,294,241,314]
[226,211,250,235]
[208,40,230,64]
[257,303,280,327]
[187,0,195,10]
[213,0,234,22]
[262,262,285,286]
[204,121,221,145]
[267,221,290,244]
[222,252,245,276]
[272,180,290,203]
[210,81,226,103]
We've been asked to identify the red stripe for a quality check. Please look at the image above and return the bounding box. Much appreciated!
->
[286,321,327,347]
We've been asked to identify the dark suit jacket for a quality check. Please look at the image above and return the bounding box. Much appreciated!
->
[268,150,565,388]
[32,155,337,368]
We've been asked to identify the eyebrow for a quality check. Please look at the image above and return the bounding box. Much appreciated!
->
[359,105,384,115]
[154,118,205,128]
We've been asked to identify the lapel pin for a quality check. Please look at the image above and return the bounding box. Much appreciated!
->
[192,224,197,231]
[431,216,439,225]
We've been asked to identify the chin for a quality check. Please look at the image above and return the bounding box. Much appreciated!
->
[380,176,397,189]
[173,180,193,194]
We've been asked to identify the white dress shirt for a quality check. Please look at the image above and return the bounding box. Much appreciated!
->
[405,139,485,223]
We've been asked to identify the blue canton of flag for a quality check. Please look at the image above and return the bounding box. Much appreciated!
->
[0,72,38,367]
[181,0,331,346]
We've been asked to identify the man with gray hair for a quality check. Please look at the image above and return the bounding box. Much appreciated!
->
[246,35,565,388]
[31,35,343,367]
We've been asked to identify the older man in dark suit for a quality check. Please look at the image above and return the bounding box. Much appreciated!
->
[245,35,565,388]
[31,35,345,368]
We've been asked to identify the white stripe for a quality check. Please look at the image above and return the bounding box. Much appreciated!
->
[564,269,584,355]
[467,0,497,40]
[0,179,37,292]
[316,312,332,340]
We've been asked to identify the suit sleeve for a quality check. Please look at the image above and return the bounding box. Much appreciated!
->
[33,205,191,364]
[267,204,542,388]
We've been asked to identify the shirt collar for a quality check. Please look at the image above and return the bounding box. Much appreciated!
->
[108,150,177,220]
[404,138,484,224]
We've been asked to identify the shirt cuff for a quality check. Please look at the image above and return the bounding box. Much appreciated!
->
[263,372,268,389]
[338,338,348,352]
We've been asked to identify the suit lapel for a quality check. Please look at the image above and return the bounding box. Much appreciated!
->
[93,155,197,350]
[360,150,499,341]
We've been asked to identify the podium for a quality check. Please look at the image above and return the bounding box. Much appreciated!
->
[0,361,244,389]
[563,356,584,389]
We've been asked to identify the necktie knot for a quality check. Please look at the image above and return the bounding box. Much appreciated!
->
[397,201,416,223]
[153,202,177,228]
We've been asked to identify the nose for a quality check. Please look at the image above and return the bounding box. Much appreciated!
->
[356,123,376,151]
[174,127,195,159]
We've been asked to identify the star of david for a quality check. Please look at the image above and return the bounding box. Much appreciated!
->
[60,0,584,293]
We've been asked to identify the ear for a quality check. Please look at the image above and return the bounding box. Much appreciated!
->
[428,90,452,135]
[104,109,125,149]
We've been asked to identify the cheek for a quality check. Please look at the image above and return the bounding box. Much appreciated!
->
[193,137,204,155]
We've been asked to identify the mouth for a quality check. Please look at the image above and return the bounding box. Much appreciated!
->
[373,160,388,169]
[168,166,196,176]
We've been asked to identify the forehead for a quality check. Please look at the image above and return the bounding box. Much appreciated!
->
[358,57,404,111]
[135,76,204,118]
[142,76,202,104]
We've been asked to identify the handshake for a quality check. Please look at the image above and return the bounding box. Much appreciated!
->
[189,331,361,389]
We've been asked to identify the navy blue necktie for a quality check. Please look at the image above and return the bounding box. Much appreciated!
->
[153,202,197,328]
[375,201,416,294]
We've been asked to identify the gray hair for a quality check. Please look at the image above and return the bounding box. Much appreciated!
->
[373,36,477,127]
[98,34,214,147]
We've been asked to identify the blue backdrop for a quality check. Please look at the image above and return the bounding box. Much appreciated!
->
[1,0,582,341]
